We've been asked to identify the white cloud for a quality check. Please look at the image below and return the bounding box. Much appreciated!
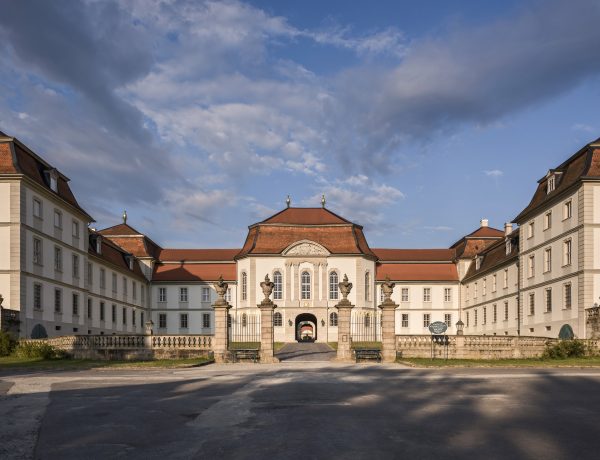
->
[484,169,504,177]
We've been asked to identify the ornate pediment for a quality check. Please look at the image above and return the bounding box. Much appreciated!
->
[283,240,329,256]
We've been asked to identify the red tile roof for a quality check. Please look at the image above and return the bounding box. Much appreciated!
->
[158,249,240,262]
[153,263,236,282]
[260,207,351,225]
[515,139,600,222]
[376,263,458,281]
[463,229,519,282]
[373,248,455,261]
[0,135,92,220]
[88,232,146,280]
[99,223,162,258]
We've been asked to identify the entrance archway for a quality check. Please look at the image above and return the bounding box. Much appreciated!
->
[295,313,318,342]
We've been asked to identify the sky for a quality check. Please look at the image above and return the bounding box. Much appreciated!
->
[1,0,600,249]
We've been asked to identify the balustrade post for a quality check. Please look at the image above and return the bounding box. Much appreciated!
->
[335,274,355,362]
[378,277,398,363]
[212,276,232,363]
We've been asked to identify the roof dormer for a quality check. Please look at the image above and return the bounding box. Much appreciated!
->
[44,168,59,193]
[544,170,563,195]
[90,233,102,254]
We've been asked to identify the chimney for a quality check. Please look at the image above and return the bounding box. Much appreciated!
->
[480,218,489,228]
[504,222,513,236]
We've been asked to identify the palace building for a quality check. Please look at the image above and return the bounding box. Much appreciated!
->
[1,131,599,340]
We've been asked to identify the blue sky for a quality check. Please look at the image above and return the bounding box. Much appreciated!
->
[1,0,600,249]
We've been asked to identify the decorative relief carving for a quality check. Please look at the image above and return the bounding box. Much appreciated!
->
[284,241,329,256]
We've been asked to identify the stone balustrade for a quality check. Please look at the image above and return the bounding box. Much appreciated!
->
[396,334,562,359]
[20,334,214,360]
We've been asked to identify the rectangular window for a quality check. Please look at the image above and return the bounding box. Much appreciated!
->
[528,255,535,278]
[202,287,210,302]
[100,302,105,321]
[132,309,136,326]
[180,287,188,302]
[474,282,478,298]
[225,288,231,303]
[54,210,62,228]
[492,274,497,292]
[444,313,452,327]
[503,269,508,289]
[466,285,469,300]
[547,175,555,193]
[401,288,409,302]
[100,268,106,289]
[423,288,431,302]
[33,237,43,265]
[528,221,534,239]
[141,286,145,304]
[159,313,167,329]
[563,239,572,266]
[423,314,431,328]
[505,240,512,255]
[564,283,572,309]
[529,293,535,315]
[112,304,117,323]
[544,211,552,230]
[564,200,572,219]
[122,307,127,325]
[141,312,144,326]
[544,248,552,273]
[72,293,79,316]
[33,198,42,218]
[54,288,62,313]
[33,283,42,310]
[72,220,79,238]
[504,301,509,321]
[401,314,409,328]
[112,273,117,293]
[87,263,93,286]
[158,287,167,302]
[474,309,478,326]
[483,307,487,325]
[87,298,92,319]
[123,277,128,297]
[483,278,487,296]
[72,254,79,279]
[545,288,552,312]
[133,281,137,300]
[492,304,497,323]
[203,313,211,328]
[180,313,188,329]
[54,246,62,272]
[444,288,452,302]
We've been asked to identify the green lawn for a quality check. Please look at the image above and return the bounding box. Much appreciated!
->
[228,342,260,350]
[399,356,600,368]
[328,342,338,350]
[352,341,382,350]
[0,356,213,370]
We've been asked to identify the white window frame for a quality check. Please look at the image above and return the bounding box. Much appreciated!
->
[33,237,43,265]
[545,288,552,312]
[563,239,572,266]
[33,198,42,219]
[423,314,430,328]
[544,211,552,230]
[492,274,497,292]
[528,221,534,239]
[401,313,409,328]
[202,313,211,328]
[158,287,167,303]
[444,287,452,302]
[329,271,339,300]
[529,293,535,315]
[72,220,80,238]
[563,200,572,220]
[544,247,552,273]
[503,269,508,289]
[202,287,210,302]
[528,255,535,278]
[54,246,62,272]
[180,313,188,329]
[99,268,106,289]
[54,209,62,229]
[274,271,283,300]
[72,254,79,278]
[159,313,167,329]
[401,287,409,302]
[444,313,452,327]
[241,272,247,301]
[564,283,572,309]
[301,271,311,300]
[179,287,189,302]
[423,287,431,303]
[33,283,42,310]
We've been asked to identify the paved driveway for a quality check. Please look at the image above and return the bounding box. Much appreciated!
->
[2,364,600,459]
[275,342,336,361]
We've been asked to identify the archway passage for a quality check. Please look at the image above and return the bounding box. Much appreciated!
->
[295,313,317,342]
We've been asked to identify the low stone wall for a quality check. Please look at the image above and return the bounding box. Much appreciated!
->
[396,335,559,359]
[20,334,213,361]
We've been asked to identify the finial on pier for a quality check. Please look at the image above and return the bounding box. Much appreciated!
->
[286,195,291,208]
[321,194,326,208]
[122,210,127,224]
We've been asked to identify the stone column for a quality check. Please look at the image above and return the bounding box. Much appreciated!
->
[379,277,398,363]
[335,274,355,362]
[212,276,232,363]
[258,274,278,363]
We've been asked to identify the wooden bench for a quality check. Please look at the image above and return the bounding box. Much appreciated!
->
[232,348,260,363]
[354,348,382,363]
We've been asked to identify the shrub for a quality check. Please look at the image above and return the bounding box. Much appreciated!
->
[13,341,62,360]
[0,331,17,356]
[542,339,587,359]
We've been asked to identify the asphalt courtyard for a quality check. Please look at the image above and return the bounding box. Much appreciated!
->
[1,363,600,460]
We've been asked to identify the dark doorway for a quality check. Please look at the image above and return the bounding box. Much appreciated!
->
[295,313,318,342]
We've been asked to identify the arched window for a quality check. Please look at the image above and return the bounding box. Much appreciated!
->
[241,272,247,300]
[329,312,338,326]
[364,313,371,328]
[301,271,311,299]
[273,311,283,327]
[365,272,370,301]
[242,313,247,328]
[273,271,283,300]
[329,271,339,300]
